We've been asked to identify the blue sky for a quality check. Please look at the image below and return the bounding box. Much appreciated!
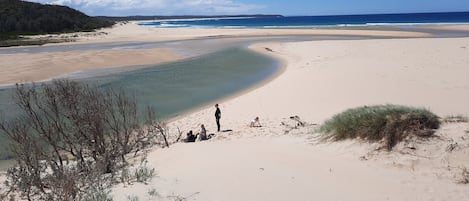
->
[27,0,469,16]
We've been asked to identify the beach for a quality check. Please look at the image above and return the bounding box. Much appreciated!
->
[1,23,469,200]
[0,48,181,85]
[0,22,434,86]
[110,36,469,201]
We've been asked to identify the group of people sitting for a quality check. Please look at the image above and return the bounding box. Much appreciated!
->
[184,116,262,143]
[184,124,209,143]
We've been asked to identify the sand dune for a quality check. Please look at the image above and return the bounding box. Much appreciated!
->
[111,37,469,200]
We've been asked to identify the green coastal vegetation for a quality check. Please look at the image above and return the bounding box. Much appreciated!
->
[0,0,114,46]
[0,0,280,47]
[320,105,440,150]
[0,80,176,201]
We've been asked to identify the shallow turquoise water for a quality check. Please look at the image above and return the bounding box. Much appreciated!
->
[88,47,279,118]
[0,47,279,159]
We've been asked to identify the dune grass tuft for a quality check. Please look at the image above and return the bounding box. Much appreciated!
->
[320,105,440,150]
[443,115,469,123]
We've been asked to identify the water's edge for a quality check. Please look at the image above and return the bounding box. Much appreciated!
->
[0,46,281,163]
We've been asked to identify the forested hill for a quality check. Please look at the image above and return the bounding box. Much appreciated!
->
[0,0,114,39]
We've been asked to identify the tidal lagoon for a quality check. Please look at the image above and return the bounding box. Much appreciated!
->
[0,46,279,160]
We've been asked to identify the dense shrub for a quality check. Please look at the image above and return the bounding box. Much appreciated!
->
[0,80,165,200]
[0,0,114,38]
[320,105,440,150]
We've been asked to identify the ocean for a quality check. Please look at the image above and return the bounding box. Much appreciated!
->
[138,12,469,28]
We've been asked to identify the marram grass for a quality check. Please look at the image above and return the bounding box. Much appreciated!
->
[320,105,440,150]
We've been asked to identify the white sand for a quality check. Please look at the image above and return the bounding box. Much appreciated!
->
[424,24,469,31]
[64,22,432,44]
[0,48,181,85]
[111,37,469,200]
[1,22,431,86]
[1,24,469,200]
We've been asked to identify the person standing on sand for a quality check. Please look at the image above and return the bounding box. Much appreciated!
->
[215,104,221,132]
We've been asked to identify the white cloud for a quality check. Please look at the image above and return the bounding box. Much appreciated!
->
[26,0,264,15]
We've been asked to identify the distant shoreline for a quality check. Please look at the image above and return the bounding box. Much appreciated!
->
[3,11,469,48]
[96,14,283,22]
[136,12,469,29]
[96,11,469,22]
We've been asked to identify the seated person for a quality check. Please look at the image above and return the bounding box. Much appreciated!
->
[198,124,208,141]
[250,116,262,127]
[185,130,197,143]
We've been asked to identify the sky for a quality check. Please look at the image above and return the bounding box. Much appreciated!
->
[26,0,469,16]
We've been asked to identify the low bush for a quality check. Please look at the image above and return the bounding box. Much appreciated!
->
[320,105,440,150]
[0,80,166,200]
[134,160,155,184]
